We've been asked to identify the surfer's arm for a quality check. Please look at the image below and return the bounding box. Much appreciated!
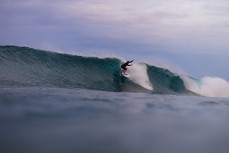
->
[127,60,133,66]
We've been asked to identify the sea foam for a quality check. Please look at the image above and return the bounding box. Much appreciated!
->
[183,76,229,98]
[127,63,153,91]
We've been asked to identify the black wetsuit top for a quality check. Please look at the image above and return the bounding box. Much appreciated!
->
[121,61,133,70]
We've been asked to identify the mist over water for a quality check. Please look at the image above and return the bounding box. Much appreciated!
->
[1,87,229,153]
[0,45,229,153]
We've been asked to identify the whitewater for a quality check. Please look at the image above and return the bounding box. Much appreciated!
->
[0,45,228,97]
[0,45,229,153]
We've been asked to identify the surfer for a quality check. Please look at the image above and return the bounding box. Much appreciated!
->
[121,60,134,75]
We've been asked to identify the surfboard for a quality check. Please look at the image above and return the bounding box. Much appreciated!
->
[122,72,129,77]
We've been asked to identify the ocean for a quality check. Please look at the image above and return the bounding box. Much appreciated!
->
[0,46,229,153]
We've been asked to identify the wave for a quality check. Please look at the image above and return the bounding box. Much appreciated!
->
[0,45,228,98]
[182,76,229,98]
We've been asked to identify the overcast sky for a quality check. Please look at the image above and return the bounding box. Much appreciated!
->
[0,0,229,80]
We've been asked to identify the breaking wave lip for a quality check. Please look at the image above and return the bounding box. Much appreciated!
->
[126,63,153,91]
[182,76,229,98]
[0,45,228,98]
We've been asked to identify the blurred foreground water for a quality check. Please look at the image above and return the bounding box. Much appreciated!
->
[0,87,229,153]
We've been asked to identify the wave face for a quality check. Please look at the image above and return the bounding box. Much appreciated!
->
[1,45,228,97]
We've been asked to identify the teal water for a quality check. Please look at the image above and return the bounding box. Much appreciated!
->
[0,46,190,94]
[0,46,229,153]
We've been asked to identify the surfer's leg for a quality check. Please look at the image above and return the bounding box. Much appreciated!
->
[123,68,127,74]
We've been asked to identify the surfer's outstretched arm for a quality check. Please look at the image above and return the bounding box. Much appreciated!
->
[127,60,134,66]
